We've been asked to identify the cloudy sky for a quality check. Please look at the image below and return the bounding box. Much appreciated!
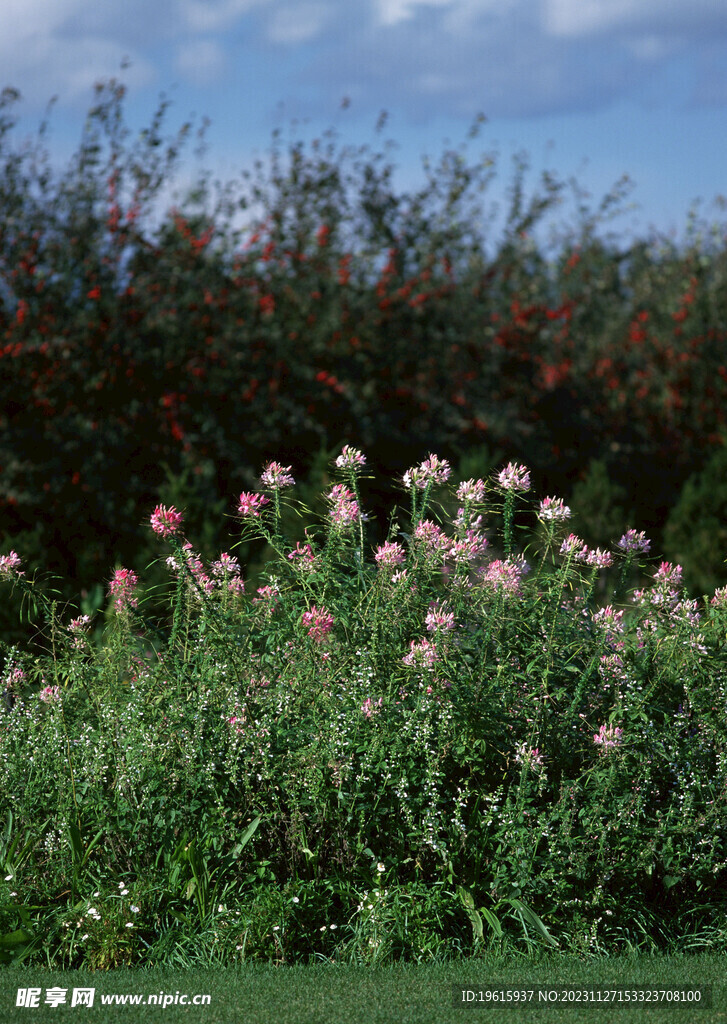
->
[2,0,726,244]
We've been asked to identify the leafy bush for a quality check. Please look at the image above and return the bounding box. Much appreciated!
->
[1,447,726,966]
[2,79,727,648]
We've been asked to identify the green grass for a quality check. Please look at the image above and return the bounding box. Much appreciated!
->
[1,955,726,1023]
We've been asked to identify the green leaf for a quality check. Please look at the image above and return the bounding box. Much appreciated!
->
[507,898,559,948]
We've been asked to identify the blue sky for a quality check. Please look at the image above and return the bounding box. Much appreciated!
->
[3,0,727,246]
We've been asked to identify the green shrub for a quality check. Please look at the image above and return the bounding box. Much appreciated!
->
[1,447,726,966]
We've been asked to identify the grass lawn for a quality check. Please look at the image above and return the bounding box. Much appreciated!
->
[1,954,725,1023]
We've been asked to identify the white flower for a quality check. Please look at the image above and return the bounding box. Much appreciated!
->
[4,874,12,881]
[130,905,140,914]
[125,922,134,928]
[292,897,300,904]
[377,862,385,873]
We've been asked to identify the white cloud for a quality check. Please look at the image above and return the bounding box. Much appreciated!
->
[374,0,455,29]
[175,39,227,83]
[543,0,727,39]
[179,0,270,33]
[267,3,331,44]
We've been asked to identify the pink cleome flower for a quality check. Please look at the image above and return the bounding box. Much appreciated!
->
[375,541,406,568]
[538,496,571,523]
[301,605,334,641]
[456,478,487,503]
[39,685,61,703]
[594,723,623,750]
[237,491,271,518]
[617,529,651,554]
[108,568,139,611]
[425,601,455,633]
[403,453,451,491]
[150,504,184,538]
[0,551,24,581]
[335,445,366,471]
[497,462,531,492]
[260,461,295,490]
[402,638,439,670]
[326,484,360,528]
[560,533,587,557]
[361,696,383,718]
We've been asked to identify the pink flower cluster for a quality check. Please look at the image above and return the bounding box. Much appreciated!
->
[39,685,61,703]
[448,529,489,566]
[425,601,455,633]
[497,462,531,492]
[260,461,295,490]
[335,445,366,471]
[413,520,449,560]
[150,504,184,538]
[594,723,623,750]
[575,546,614,569]
[361,696,383,718]
[538,496,571,523]
[375,541,406,568]
[456,478,487,503]
[402,638,439,670]
[301,605,334,641]
[403,453,451,491]
[326,484,360,529]
[617,529,651,554]
[478,557,529,596]
[237,491,271,518]
[108,568,139,611]
[0,551,24,580]
[210,552,245,595]
[287,541,316,568]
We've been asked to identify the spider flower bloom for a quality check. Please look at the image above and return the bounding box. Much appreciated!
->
[361,696,383,718]
[335,445,366,471]
[326,484,360,528]
[108,568,139,611]
[479,557,528,596]
[39,685,61,703]
[617,529,651,554]
[237,491,271,518]
[593,723,623,750]
[497,462,531,492]
[375,541,406,568]
[403,453,451,490]
[711,586,727,608]
[287,541,315,567]
[592,605,625,633]
[402,638,439,669]
[301,605,334,641]
[456,478,487,503]
[560,533,587,557]
[210,552,241,577]
[538,496,571,523]
[448,530,489,565]
[0,551,24,580]
[260,461,295,489]
[577,547,613,568]
[414,520,449,558]
[425,601,455,633]
[150,504,184,538]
